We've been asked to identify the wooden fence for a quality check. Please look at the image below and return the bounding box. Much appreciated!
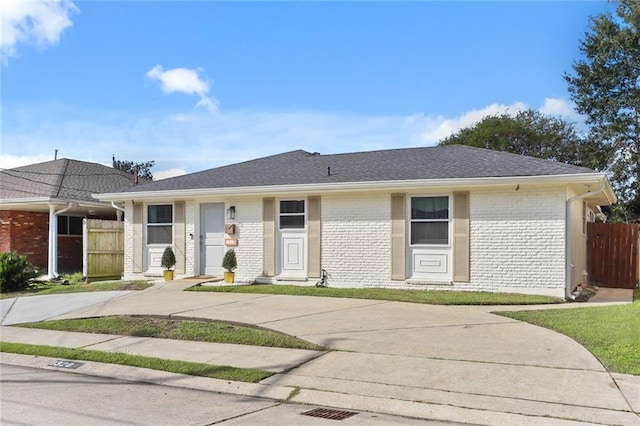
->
[587,222,639,289]
[83,219,124,282]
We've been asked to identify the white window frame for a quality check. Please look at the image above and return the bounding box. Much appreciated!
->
[279,200,306,230]
[146,203,174,245]
[409,195,452,247]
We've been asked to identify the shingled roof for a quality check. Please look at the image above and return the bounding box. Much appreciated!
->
[0,158,137,203]
[120,145,597,194]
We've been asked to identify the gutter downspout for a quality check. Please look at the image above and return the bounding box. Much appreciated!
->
[47,202,73,279]
[565,182,606,301]
[111,201,125,222]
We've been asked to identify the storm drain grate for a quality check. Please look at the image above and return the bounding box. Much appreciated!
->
[300,408,359,421]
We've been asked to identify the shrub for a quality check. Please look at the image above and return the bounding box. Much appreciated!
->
[222,249,237,272]
[0,252,40,293]
[161,247,176,271]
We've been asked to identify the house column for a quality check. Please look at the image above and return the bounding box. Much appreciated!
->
[47,202,73,278]
[47,205,57,278]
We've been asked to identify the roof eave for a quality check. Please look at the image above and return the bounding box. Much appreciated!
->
[94,173,613,202]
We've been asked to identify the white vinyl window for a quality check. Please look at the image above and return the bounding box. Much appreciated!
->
[147,204,173,244]
[410,196,449,245]
[279,200,305,229]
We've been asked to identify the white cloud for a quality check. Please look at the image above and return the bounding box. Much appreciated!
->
[0,153,58,169]
[418,102,528,144]
[0,99,588,175]
[153,168,187,180]
[146,65,218,114]
[0,0,78,63]
[538,97,582,122]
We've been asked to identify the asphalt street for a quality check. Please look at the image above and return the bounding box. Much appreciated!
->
[0,364,458,426]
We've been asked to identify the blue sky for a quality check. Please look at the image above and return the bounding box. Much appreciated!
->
[1,1,614,179]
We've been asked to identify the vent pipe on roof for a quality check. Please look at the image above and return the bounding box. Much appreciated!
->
[54,149,58,160]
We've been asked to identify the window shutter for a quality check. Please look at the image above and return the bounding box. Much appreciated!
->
[453,192,470,282]
[174,201,185,275]
[307,196,321,278]
[391,193,406,280]
[262,198,276,276]
[132,203,143,273]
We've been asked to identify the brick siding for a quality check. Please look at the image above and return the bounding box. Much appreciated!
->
[1,210,49,271]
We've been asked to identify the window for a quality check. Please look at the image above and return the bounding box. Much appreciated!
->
[280,200,305,229]
[147,204,173,244]
[410,196,449,245]
[57,216,83,236]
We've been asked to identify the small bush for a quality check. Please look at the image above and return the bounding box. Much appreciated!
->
[0,252,40,293]
[222,249,237,272]
[161,247,176,270]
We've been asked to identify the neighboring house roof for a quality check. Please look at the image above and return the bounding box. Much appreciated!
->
[114,145,602,193]
[1,158,137,205]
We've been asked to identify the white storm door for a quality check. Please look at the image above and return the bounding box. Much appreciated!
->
[278,200,306,277]
[409,196,452,281]
[200,203,225,276]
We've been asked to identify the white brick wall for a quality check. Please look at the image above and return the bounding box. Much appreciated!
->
[320,193,392,287]
[465,186,566,296]
[230,198,263,282]
[122,202,135,279]
[122,187,570,297]
[185,202,196,276]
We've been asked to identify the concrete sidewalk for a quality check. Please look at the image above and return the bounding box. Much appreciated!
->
[1,280,638,425]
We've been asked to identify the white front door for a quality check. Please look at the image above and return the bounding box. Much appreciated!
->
[278,200,306,278]
[200,203,225,276]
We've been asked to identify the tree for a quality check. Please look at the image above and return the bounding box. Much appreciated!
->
[439,109,611,171]
[564,0,640,221]
[112,156,155,181]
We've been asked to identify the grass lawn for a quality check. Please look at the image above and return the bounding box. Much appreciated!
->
[17,315,324,351]
[0,342,272,383]
[0,280,153,299]
[495,289,640,375]
[188,284,564,305]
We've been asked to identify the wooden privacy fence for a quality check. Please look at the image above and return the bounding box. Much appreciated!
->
[587,222,639,289]
[83,219,124,282]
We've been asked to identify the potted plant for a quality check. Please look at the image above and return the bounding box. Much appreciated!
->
[222,249,237,283]
[161,246,176,281]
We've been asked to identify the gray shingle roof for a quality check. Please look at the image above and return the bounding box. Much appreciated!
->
[0,158,137,202]
[122,145,596,194]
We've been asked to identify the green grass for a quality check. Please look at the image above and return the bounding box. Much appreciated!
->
[188,284,564,305]
[0,342,272,382]
[0,280,153,299]
[18,316,324,351]
[495,289,640,375]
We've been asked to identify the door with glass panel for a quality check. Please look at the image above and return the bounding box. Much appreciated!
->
[146,204,173,274]
[409,195,452,280]
[278,200,307,278]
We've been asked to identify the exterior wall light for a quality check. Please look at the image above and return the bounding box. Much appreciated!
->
[226,206,236,220]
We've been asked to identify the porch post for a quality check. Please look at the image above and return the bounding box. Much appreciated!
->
[47,204,57,278]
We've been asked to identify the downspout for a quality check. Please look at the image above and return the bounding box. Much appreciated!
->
[565,181,606,301]
[48,202,74,278]
[111,201,125,222]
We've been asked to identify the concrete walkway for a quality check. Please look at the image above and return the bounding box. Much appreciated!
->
[1,280,638,425]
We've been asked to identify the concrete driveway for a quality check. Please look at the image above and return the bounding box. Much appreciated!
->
[1,280,638,425]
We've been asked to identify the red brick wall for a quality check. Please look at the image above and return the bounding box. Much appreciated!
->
[1,210,50,271]
[57,235,83,273]
[0,211,12,253]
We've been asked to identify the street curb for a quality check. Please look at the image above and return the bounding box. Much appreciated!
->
[5,352,636,426]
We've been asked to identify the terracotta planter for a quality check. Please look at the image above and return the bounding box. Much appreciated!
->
[223,271,235,283]
[163,270,174,281]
